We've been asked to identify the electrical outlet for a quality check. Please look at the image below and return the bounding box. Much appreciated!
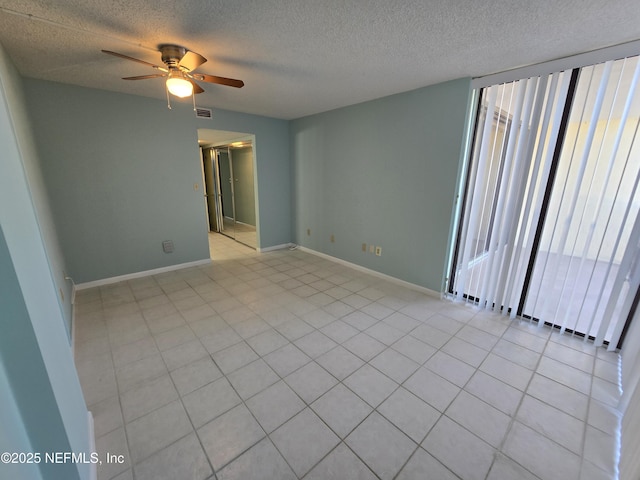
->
[369,245,375,254]
[162,240,174,253]
[362,243,367,252]
[330,234,335,243]
[375,246,382,256]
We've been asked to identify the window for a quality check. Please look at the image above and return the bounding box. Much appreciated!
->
[449,55,640,349]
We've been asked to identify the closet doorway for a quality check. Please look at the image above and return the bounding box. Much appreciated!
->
[198,129,258,252]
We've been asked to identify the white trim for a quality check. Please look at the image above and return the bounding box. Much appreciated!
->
[258,243,294,253]
[472,39,640,89]
[70,302,76,356]
[70,278,76,305]
[298,246,441,298]
[87,411,97,480]
[75,259,212,290]
[68,276,76,350]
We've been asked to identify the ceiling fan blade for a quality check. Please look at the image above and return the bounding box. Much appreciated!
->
[179,51,207,72]
[188,78,205,94]
[122,74,166,80]
[193,73,244,88]
[102,50,162,69]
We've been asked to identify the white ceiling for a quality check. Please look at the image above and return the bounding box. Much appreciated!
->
[0,1,638,120]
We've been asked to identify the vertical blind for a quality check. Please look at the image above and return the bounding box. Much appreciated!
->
[450,55,640,349]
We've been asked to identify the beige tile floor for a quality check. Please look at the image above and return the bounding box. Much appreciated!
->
[74,233,622,480]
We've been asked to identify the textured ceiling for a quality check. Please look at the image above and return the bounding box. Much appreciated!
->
[0,1,638,119]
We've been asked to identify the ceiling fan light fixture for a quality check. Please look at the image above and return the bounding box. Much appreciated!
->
[102,46,244,107]
[166,72,193,98]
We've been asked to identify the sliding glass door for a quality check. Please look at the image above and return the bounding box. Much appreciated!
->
[449,55,640,349]
[450,69,574,314]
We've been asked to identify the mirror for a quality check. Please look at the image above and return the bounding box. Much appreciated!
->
[227,145,257,248]
[200,140,257,249]
[218,149,235,239]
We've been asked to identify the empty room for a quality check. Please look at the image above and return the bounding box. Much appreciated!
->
[2,1,640,480]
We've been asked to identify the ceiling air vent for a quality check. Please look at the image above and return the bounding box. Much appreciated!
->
[195,107,213,119]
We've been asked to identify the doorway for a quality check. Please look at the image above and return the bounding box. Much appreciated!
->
[198,129,258,256]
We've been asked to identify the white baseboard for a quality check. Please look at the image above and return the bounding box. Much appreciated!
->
[66,275,77,352]
[70,280,76,305]
[297,246,441,297]
[258,243,294,253]
[70,302,76,356]
[73,249,440,298]
[75,259,212,290]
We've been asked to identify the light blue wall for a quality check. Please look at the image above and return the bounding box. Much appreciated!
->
[0,227,77,480]
[0,358,42,480]
[0,52,73,336]
[19,63,467,293]
[291,78,472,291]
[0,254,43,480]
[23,79,290,283]
[0,43,89,479]
[23,79,210,283]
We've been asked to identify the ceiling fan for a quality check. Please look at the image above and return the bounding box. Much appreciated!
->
[102,44,244,104]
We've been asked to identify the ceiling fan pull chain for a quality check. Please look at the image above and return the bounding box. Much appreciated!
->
[192,91,197,111]
[165,83,172,109]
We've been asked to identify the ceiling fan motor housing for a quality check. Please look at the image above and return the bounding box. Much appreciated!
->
[160,45,187,68]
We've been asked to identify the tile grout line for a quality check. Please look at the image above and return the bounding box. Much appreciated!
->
[482,317,551,480]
